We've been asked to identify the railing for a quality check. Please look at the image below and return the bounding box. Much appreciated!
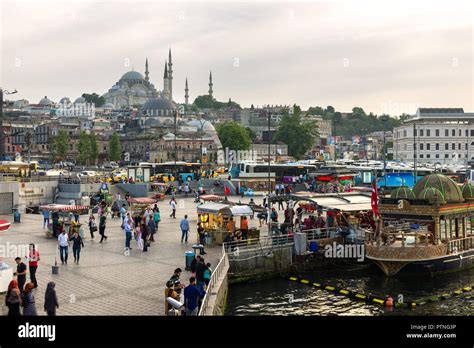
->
[447,236,474,254]
[198,251,229,316]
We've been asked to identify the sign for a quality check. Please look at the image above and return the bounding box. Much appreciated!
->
[202,147,207,155]
[363,172,372,184]
[100,183,109,194]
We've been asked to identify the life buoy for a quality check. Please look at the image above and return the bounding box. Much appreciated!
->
[386,296,393,307]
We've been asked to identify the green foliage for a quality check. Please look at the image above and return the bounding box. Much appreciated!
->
[193,95,241,110]
[109,133,121,161]
[82,93,105,107]
[274,105,319,159]
[216,121,251,151]
[306,105,402,137]
[51,130,69,161]
[77,131,99,165]
[245,127,257,142]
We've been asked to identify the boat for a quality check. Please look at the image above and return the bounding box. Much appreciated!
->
[365,173,474,276]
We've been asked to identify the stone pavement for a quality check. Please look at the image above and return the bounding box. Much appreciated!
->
[0,196,265,316]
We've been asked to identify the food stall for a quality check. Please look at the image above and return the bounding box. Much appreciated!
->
[199,194,225,202]
[40,204,89,238]
[197,202,257,244]
[150,183,168,201]
[127,197,157,217]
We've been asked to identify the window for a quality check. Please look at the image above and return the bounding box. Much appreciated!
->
[459,129,462,136]
[420,129,424,136]
[426,130,430,136]
[471,130,474,136]
[426,154,430,158]
[445,143,449,150]
[404,130,407,137]
[419,143,424,150]
[452,129,455,136]
[436,154,439,159]
[458,143,461,150]
[436,129,440,136]
[452,143,455,150]
[435,143,439,150]
[466,143,468,150]
[445,129,449,136]
[420,154,424,158]
[426,143,430,150]
[466,129,469,136]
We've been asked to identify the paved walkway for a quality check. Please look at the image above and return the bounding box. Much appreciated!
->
[0,196,242,315]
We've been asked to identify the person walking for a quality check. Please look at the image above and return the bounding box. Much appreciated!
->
[153,208,161,232]
[69,231,84,264]
[147,216,156,242]
[42,209,50,229]
[183,277,205,316]
[124,219,132,252]
[58,229,69,265]
[197,222,206,255]
[170,198,177,219]
[27,244,40,288]
[14,257,27,293]
[21,283,37,316]
[141,220,149,252]
[203,263,212,287]
[180,215,189,244]
[88,214,97,239]
[195,257,207,290]
[99,214,108,243]
[44,282,59,316]
[5,280,21,316]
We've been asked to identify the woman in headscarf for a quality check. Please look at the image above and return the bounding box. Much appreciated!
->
[44,282,59,316]
[147,215,156,242]
[141,218,149,252]
[21,283,37,316]
[5,280,21,316]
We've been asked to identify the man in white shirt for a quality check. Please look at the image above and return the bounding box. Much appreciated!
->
[170,199,177,219]
[58,230,69,265]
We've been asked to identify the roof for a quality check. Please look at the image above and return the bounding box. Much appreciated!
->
[40,204,89,212]
[120,70,145,81]
[221,205,253,216]
[142,97,175,112]
[197,202,229,214]
[127,197,157,204]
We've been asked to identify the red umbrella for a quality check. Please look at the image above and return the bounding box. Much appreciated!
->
[0,220,11,232]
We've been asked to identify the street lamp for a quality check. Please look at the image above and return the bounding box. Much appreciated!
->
[0,88,18,159]
[198,118,208,165]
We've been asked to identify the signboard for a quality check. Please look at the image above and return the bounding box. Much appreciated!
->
[363,171,372,184]
[202,147,207,155]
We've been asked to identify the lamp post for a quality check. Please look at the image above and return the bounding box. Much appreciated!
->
[267,110,272,236]
[0,88,18,159]
[198,118,208,165]
[174,109,177,179]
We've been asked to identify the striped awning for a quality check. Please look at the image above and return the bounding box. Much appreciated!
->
[0,219,11,231]
[40,204,89,212]
[127,197,157,204]
[200,194,224,202]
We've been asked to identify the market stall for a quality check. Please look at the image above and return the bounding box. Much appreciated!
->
[40,204,89,238]
[150,183,168,201]
[199,194,225,202]
[127,197,158,218]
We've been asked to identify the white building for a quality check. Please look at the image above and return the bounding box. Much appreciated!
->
[393,108,474,164]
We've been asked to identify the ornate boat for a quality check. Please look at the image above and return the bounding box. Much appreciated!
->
[366,174,474,276]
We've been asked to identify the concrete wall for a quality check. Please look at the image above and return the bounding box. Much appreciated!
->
[228,246,293,276]
[18,181,59,207]
[115,183,149,198]
[0,182,19,208]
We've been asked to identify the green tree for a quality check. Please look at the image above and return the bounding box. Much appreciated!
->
[274,106,319,159]
[109,132,121,161]
[245,127,257,142]
[216,121,252,151]
[51,130,69,162]
[89,132,99,164]
[77,131,90,165]
[82,93,105,107]
[193,95,215,109]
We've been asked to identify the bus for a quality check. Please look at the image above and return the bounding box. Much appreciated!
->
[139,162,202,182]
[230,161,317,182]
[0,161,32,178]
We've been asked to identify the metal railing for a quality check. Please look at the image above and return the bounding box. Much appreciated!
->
[198,251,229,316]
[447,236,474,254]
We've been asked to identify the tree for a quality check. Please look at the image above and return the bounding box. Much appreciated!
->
[109,132,121,161]
[216,121,252,151]
[89,132,99,164]
[274,106,319,159]
[245,127,257,142]
[82,93,105,107]
[51,130,69,162]
[193,95,241,110]
[77,131,90,165]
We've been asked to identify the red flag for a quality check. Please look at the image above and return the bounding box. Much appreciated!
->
[224,185,230,196]
[371,180,379,216]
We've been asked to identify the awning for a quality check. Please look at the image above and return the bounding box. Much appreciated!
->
[127,197,157,204]
[200,194,224,202]
[0,219,11,231]
[222,205,253,217]
[40,204,89,212]
[197,202,229,214]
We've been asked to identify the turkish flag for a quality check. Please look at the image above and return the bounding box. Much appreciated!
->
[371,181,379,217]
[224,185,230,196]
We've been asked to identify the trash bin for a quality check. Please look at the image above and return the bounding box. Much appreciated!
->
[205,235,213,246]
[13,209,20,223]
[309,241,318,253]
[185,251,195,271]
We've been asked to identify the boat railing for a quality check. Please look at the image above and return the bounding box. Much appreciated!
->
[447,236,474,254]
[198,250,229,316]
[366,229,434,246]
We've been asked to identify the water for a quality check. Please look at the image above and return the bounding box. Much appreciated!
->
[225,265,474,316]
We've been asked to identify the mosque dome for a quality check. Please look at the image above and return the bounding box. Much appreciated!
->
[74,96,86,104]
[187,119,216,132]
[413,174,464,203]
[461,183,474,201]
[418,187,447,204]
[142,97,175,116]
[103,103,115,109]
[120,71,145,81]
[390,186,416,200]
[39,96,53,106]
[59,97,71,104]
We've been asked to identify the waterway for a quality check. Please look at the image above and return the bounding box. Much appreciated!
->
[225,265,474,315]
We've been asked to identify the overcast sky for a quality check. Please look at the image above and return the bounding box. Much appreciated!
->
[1,0,473,114]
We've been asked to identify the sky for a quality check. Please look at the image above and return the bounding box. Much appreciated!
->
[0,0,473,115]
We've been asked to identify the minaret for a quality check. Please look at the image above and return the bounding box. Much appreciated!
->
[163,61,170,100]
[145,57,149,82]
[167,48,173,101]
[184,77,189,105]
[208,71,213,98]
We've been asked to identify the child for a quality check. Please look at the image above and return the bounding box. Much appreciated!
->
[135,224,143,250]
[203,263,212,287]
